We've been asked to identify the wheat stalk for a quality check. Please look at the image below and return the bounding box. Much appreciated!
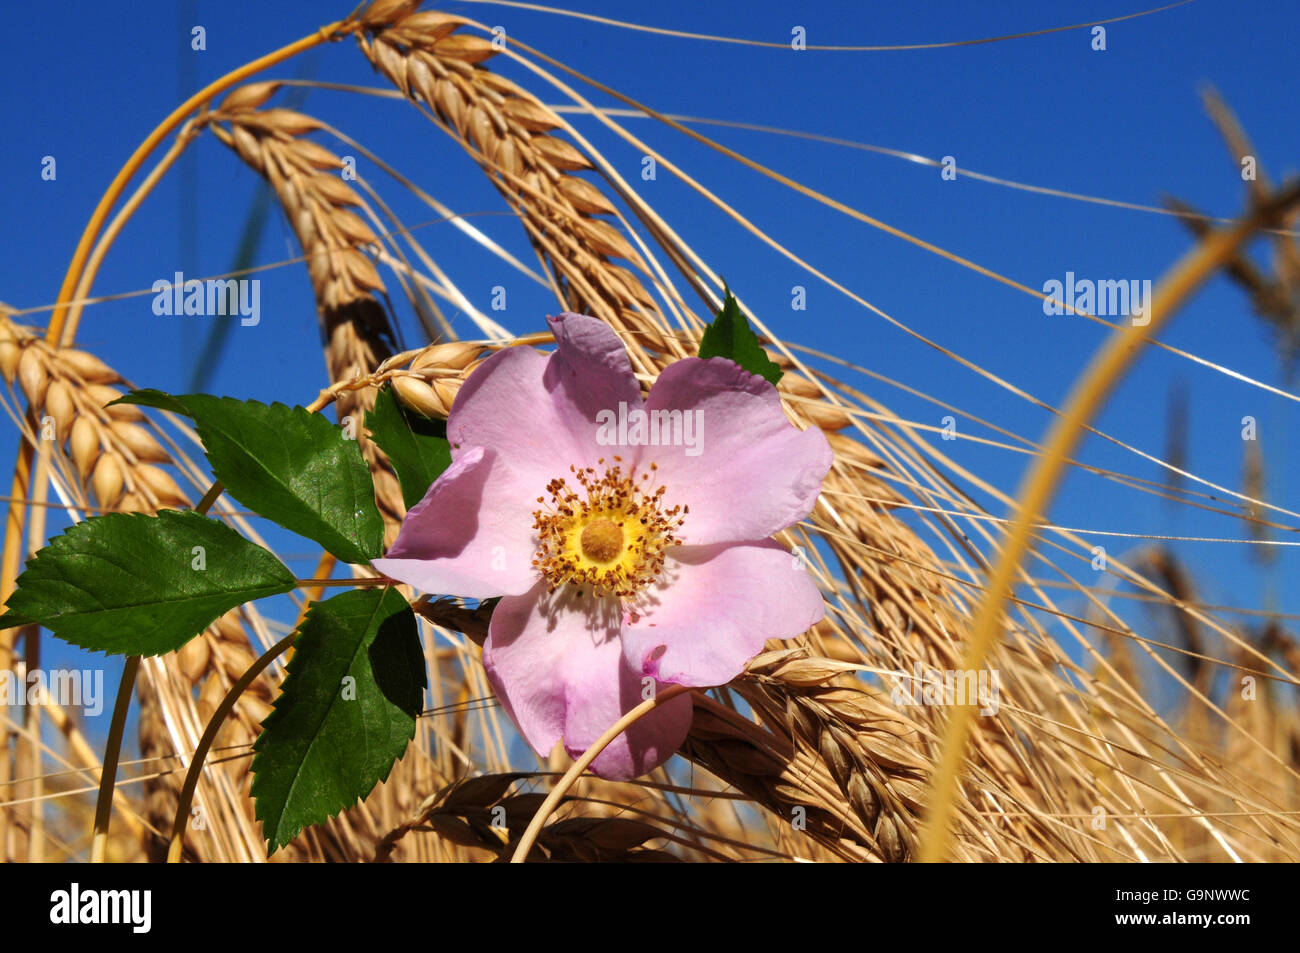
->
[341,7,1164,860]
[7,0,1297,863]
[0,314,186,513]
[0,306,314,860]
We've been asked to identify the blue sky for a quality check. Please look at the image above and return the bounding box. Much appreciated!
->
[2,0,1298,742]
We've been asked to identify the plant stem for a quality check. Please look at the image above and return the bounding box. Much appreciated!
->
[88,655,140,863]
[166,632,296,863]
[917,183,1300,863]
[23,19,352,863]
[0,438,34,850]
[45,21,348,348]
[510,683,694,862]
[59,122,205,347]
[88,449,234,860]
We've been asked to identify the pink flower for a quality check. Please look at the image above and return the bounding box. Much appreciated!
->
[374,313,832,779]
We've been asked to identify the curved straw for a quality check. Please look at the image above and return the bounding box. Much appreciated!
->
[510,684,694,862]
[455,0,1193,52]
[917,182,1300,863]
[44,22,346,347]
[88,475,231,863]
[166,632,296,863]
[34,19,350,865]
[163,392,339,861]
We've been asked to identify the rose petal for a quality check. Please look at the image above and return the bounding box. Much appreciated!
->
[445,345,578,480]
[636,357,832,545]
[447,313,642,487]
[372,445,538,598]
[484,583,693,780]
[621,539,825,687]
[543,312,643,438]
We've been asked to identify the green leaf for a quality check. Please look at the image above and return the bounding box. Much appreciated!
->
[364,385,451,510]
[251,587,425,850]
[0,510,294,657]
[698,286,783,386]
[114,387,189,416]
[117,391,385,564]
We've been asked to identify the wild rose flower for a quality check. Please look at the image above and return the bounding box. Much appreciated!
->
[374,313,832,779]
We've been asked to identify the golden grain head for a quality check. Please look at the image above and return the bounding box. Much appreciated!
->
[17,346,48,408]
[90,451,124,509]
[391,373,450,419]
[0,340,20,381]
[3,6,1289,867]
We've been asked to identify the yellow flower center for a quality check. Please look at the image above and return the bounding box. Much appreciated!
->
[579,518,624,564]
[532,457,685,601]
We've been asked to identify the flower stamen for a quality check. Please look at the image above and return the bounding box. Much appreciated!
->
[532,457,684,599]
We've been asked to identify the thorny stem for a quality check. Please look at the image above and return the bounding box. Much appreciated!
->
[917,183,1300,864]
[510,683,695,862]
